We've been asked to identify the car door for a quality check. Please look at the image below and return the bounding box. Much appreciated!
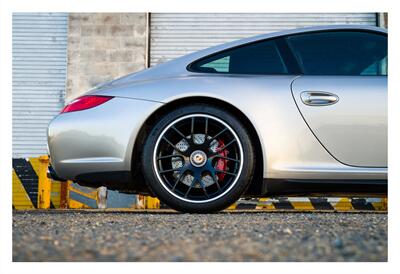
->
[287,30,387,167]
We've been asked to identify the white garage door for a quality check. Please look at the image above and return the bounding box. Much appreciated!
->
[13,13,68,157]
[150,13,377,66]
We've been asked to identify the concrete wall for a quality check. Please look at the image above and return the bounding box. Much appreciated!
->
[66,13,147,101]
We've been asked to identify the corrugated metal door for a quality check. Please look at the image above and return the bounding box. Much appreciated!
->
[13,13,68,157]
[150,13,377,66]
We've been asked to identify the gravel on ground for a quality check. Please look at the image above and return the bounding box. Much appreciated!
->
[12,210,387,262]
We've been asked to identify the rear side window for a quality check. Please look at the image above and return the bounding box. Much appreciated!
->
[189,40,288,75]
[286,31,387,76]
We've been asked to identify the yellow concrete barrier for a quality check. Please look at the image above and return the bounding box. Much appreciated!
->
[13,157,64,209]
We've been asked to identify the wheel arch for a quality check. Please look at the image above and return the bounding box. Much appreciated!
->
[131,96,265,196]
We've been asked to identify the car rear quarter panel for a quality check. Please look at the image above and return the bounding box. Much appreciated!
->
[48,97,163,179]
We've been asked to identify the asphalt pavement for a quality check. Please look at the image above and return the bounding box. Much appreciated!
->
[12,210,387,262]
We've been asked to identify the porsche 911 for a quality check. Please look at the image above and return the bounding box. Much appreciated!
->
[47,25,387,212]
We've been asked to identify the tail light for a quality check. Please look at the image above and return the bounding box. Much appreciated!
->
[60,95,113,114]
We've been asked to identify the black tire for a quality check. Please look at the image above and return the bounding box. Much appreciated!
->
[141,104,255,213]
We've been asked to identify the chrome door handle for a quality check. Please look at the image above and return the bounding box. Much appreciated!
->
[300,91,339,106]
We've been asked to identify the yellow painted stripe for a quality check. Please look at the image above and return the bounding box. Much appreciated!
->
[333,198,354,211]
[255,204,275,210]
[51,181,61,208]
[68,185,97,200]
[256,198,275,210]
[12,170,34,209]
[372,198,387,211]
[68,199,92,209]
[290,201,315,210]
[227,203,237,210]
[28,157,41,178]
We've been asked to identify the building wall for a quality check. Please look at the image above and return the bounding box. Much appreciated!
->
[12,13,68,157]
[66,13,147,100]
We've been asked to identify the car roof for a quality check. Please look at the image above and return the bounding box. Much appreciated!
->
[154,24,386,69]
[183,25,386,62]
[102,25,387,87]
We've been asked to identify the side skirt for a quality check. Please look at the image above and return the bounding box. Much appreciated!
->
[243,178,387,198]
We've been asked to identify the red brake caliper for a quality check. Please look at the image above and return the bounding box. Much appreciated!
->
[215,139,228,181]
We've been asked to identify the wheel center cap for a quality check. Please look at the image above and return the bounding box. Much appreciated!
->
[190,150,207,167]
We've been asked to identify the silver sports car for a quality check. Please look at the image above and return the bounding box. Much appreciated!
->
[48,25,387,213]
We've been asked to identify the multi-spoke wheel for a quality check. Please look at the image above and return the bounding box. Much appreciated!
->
[142,104,255,213]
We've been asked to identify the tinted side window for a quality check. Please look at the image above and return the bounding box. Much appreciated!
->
[286,31,387,76]
[190,40,288,75]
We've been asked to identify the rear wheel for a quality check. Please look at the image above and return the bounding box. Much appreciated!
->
[141,104,255,213]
